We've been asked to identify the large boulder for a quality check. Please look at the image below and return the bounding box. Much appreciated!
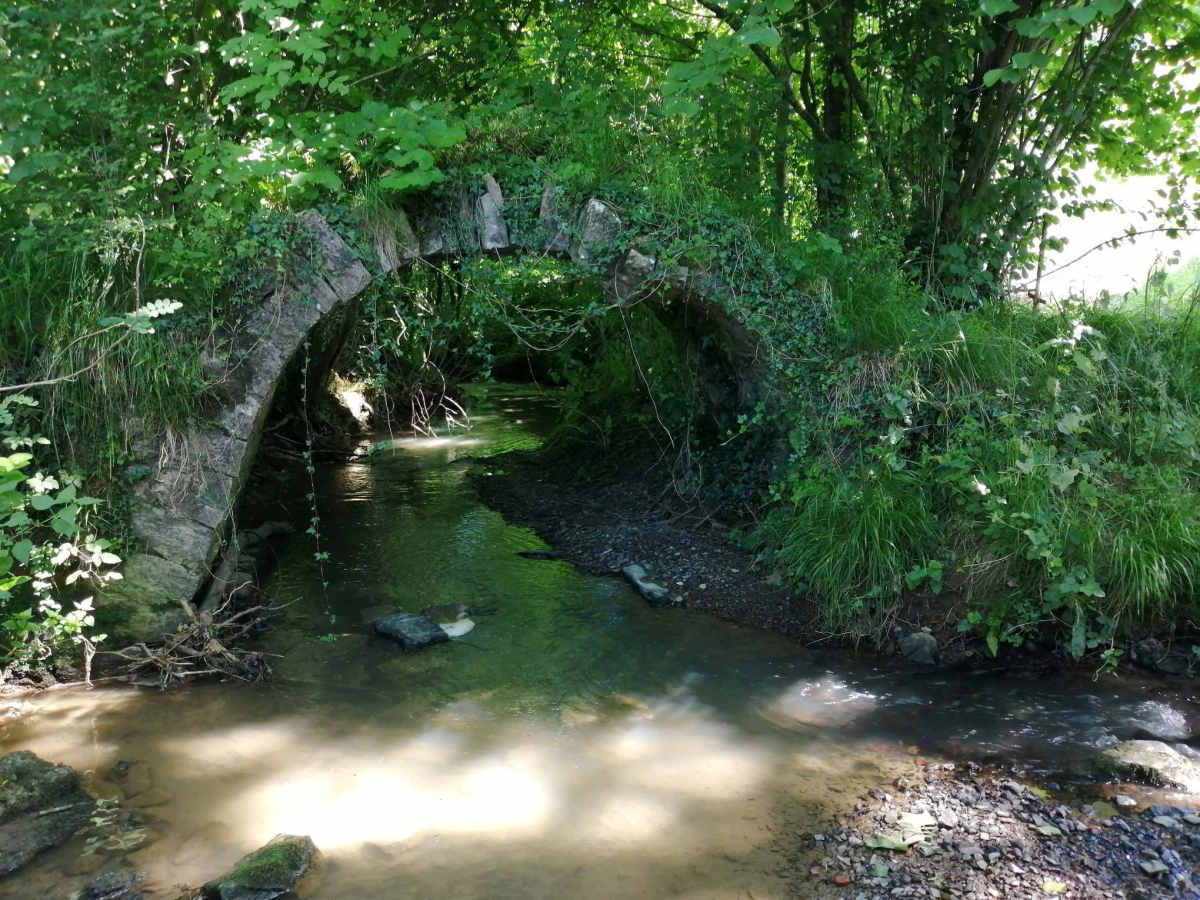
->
[1089,740,1200,792]
[0,751,96,876]
[202,833,318,900]
[372,612,451,651]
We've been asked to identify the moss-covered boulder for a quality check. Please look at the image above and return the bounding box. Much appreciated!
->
[202,833,319,900]
[1087,740,1200,792]
[0,750,96,876]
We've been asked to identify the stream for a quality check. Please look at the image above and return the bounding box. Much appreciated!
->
[2,384,1197,899]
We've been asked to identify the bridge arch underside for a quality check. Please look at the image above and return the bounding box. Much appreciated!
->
[102,177,778,645]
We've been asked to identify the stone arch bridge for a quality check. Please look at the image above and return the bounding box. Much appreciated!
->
[106,175,784,642]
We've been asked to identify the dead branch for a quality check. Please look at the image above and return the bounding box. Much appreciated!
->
[95,596,290,688]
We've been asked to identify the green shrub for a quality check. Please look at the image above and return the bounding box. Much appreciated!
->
[765,461,939,635]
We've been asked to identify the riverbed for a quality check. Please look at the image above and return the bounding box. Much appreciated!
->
[1,385,1196,899]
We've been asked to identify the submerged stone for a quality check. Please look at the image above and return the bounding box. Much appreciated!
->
[81,867,145,900]
[423,602,470,623]
[0,750,96,876]
[373,612,451,651]
[439,618,476,638]
[203,833,318,900]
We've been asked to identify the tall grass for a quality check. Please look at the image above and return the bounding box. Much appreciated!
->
[1,228,216,477]
[769,465,939,635]
[766,256,1200,642]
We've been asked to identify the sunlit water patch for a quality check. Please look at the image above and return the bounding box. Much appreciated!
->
[1,384,1197,899]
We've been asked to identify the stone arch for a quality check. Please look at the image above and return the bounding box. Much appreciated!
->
[104,176,775,642]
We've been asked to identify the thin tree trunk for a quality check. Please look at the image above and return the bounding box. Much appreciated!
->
[1033,215,1049,308]
[817,0,855,227]
[772,88,791,228]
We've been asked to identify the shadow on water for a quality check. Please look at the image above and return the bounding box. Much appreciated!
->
[2,384,1197,899]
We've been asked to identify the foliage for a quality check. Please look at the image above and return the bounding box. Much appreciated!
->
[766,462,939,636]
[2,0,1199,668]
[759,251,1200,654]
[0,398,114,679]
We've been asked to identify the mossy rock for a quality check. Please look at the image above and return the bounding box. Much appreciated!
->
[203,833,319,900]
[0,751,96,876]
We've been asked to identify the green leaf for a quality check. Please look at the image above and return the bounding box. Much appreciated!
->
[1011,51,1051,69]
[1056,411,1090,435]
[983,68,1020,87]
[294,166,343,191]
[735,20,783,49]
[1093,0,1124,15]
[865,833,910,852]
[1068,5,1099,25]
[1071,350,1099,378]
[1068,615,1086,661]
[980,0,1019,14]
[11,540,32,564]
[29,494,55,511]
[423,120,466,149]
[1013,16,1055,37]
[1050,468,1080,491]
[0,454,32,474]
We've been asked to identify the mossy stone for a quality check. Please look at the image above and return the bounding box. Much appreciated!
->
[205,833,318,900]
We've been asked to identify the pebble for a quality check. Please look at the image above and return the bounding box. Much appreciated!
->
[785,765,1200,900]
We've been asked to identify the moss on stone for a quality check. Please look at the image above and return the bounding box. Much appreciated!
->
[214,834,317,894]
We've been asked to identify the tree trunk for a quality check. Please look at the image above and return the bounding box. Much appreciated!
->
[816,0,855,229]
[772,86,791,228]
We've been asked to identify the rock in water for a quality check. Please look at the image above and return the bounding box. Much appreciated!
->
[439,618,476,638]
[0,750,96,876]
[203,833,318,900]
[423,603,470,623]
[898,632,940,666]
[1090,740,1200,792]
[621,564,676,606]
[422,603,475,638]
[373,612,451,651]
[80,867,145,899]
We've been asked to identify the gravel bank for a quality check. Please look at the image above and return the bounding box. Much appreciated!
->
[468,447,816,636]
[790,764,1200,900]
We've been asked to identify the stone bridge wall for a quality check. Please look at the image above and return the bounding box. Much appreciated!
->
[105,177,774,643]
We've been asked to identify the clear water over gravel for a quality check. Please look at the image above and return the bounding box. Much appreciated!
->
[1,385,1196,899]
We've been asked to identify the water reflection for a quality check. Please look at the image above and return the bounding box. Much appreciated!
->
[1,384,1198,899]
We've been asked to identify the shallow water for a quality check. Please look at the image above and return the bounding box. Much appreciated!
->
[2,385,1198,899]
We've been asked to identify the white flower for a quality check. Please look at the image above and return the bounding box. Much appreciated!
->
[972,478,991,496]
